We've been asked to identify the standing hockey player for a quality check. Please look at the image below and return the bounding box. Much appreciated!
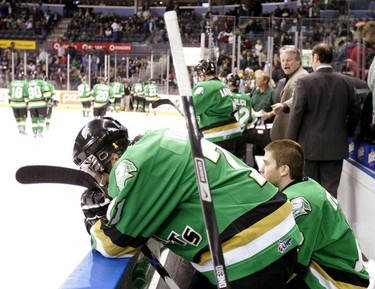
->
[45,80,58,130]
[91,77,114,118]
[225,72,253,162]
[144,78,159,115]
[110,76,125,113]
[226,73,252,132]
[77,76,91,117]
[192,59,242,154]
[8,75,29,135]
[73,117,301,289]
[260,139,370,289]
[26,76,51,138]
[130,79,145,112]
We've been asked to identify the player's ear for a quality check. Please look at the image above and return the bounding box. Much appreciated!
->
[279,164,290,177]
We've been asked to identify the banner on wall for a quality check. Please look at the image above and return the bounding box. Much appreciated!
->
[52,42,132,53]
[58,90,81,106]
[0,40,36,50]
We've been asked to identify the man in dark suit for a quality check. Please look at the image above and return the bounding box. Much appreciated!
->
[288,42,361,198]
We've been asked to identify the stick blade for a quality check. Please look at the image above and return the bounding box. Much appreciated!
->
[15,165,103,192]
[152,98,174,109]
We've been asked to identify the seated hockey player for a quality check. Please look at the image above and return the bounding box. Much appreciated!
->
[260,139,369,289]
[73,116,301,289]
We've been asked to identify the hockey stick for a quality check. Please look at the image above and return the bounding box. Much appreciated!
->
[15,165,180,289]
[164,11,230,289]
[151,98,184,116]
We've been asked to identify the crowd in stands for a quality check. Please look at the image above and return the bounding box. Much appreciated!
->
[0,2,61,40]
[0,0,374,90]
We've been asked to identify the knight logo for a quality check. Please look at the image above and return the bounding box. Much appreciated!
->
[290,197,312,219]
[114,159,137,191]
[277,237,292,253]
[81,126,90,139]
[357,146,365,159]
[368,149,375,165]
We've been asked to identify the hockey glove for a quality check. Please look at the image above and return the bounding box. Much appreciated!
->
[81,189,111,233]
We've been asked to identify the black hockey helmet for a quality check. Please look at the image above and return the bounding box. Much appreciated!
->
[226,73,240,88]
[73,117,130,174]
[194,59,216,77]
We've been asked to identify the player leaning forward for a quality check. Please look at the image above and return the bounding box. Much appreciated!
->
[73,117,301,288]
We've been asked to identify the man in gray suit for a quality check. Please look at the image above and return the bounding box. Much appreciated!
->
[269,45,309,140]
[288,43,362,198]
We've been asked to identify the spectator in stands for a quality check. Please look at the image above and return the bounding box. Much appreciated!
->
[111,18,121,42]
[288,42,361,198]
[38,48,47,66]
[57,43,66,60]
[104,24,113,42]
[79,31,90,42]
[270,45,308,140]
[254,38,263,56]
[67,43,77,62]
[347,20,375,80]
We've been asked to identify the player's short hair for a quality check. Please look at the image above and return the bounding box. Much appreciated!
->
[264,139,304,179]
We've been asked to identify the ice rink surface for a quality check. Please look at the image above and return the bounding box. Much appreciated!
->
[1,106,374,289]
[0,106,186,289]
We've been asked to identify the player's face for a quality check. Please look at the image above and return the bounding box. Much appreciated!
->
[110,153,120,168]
[280,51,300,76]
[260,150,282,188]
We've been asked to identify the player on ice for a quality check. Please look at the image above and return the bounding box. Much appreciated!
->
[73,116,301,289]
[8,74,29,135]
[26,75,52,138]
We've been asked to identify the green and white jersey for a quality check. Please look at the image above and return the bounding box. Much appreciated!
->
[90,129,301,285]
[284,178,369,288]
[144,83,158,101]
[192,79,242,142]
[91,83,114,108]
[27,79,51,109]
[8,80,28,109]
[131,82,145,98]
[232,91,252,132]
[110,81,125,99]
[78,83,91,103]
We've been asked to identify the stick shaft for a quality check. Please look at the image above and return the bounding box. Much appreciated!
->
[164,10,230,289]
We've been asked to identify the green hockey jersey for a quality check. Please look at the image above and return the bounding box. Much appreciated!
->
[78,83,91,103]
[91,83,114,108]
[232,91,252,132]
[192,79,242,142]
[110,81,125,99]
[284,177,369,288]
[144,83,158,101]
[26,79,51,109]
[89,128,301,285]
[8,80,28,109]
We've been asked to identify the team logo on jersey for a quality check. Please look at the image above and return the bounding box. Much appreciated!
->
[290,196,312,219]
[194,87,205,95]
[114,159,137,191]
[277,237,292,253]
